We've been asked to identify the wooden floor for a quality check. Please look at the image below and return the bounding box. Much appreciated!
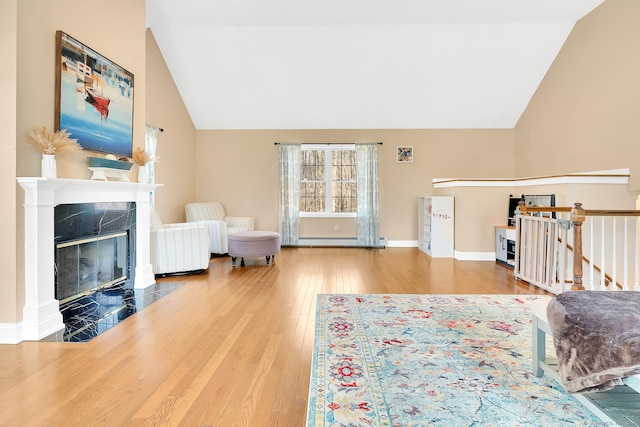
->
[0,248,549,426]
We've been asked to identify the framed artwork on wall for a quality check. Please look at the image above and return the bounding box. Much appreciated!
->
[397,146,413,163]
[54,31,134,159]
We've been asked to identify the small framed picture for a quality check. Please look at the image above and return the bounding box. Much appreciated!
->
[397,146,413,163]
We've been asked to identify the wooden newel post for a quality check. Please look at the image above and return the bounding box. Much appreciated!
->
[571,202,586,291]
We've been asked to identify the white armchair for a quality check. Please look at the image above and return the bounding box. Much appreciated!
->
[150,210,211,276]
[185,202,254,255]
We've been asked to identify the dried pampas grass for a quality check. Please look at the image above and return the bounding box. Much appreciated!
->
[27,126,81,155]
[132,147,153,166]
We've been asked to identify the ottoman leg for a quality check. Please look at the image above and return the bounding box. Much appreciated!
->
[231,256,237,267]
[266,255,270,265]
[240,257,245,267]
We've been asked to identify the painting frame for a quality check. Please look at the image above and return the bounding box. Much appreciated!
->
[55,31,134,159]
[397,146,413,163]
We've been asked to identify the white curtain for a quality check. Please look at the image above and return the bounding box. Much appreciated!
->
[278,143,301,245]
[144,125,159,207]
[356,143,380,247]
[144,125,159,183]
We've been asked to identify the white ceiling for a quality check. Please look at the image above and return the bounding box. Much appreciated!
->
[146,0,605,130]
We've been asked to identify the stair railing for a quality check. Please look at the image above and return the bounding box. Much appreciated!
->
[514,204,571,293]
[514,202,640,293]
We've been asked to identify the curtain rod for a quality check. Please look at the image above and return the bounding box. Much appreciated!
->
[274,142,382,145]
[148,124,164,132]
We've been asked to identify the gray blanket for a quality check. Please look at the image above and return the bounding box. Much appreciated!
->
[546,291,640,393]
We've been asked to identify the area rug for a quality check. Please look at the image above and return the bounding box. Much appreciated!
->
[306,294,602,426]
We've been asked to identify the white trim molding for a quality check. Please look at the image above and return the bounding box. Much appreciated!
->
[387,240,419,248]
[454,251,496,261]
[433,169,630,188]
[0,323,23,344]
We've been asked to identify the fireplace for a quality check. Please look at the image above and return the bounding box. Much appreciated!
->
[16,177,158,343]
[56,231,129,302]
[54,202,136,304]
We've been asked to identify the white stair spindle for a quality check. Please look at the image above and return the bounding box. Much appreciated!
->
[583,218,596,290]
[623,218,628,290]
[601,217,606,290]
[612,217,617,290]
[636,216,640,290]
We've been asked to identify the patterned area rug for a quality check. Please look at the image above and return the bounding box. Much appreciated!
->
[306,294,602,426]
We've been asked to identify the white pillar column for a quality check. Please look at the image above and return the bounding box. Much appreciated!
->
[134,191,156,289]
[21,180,64,340]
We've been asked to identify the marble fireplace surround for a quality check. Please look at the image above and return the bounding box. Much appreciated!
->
[16,177,160,342]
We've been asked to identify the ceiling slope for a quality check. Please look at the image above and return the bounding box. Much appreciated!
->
[146,0,605,129]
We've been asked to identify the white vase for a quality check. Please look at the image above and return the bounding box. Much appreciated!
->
[41,154,57,178]
[137,165,148,183]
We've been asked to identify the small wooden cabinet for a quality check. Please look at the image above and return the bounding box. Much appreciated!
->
[495,226,516,267]
[418,196,454,257]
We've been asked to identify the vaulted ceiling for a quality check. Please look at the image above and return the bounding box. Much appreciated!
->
[146,0,605,130]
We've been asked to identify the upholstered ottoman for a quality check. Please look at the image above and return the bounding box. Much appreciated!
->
[228,231,281,267]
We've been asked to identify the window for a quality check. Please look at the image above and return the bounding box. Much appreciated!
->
[300,144,356,216]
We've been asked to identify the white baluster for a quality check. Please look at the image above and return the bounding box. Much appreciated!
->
[636,217,640,291]
[612,217,617,290]
[601,216,606,290]
[623,218,629,290]
[583,218,596,290]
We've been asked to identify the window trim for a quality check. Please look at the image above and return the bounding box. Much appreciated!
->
[300,143,356,218]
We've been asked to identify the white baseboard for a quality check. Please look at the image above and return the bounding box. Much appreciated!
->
[0,322,23,344]
[387,240,418,247]
[296,238,417,248]
[455,251,496,261]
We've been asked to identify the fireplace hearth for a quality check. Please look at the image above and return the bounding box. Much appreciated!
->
[58,280,183,342]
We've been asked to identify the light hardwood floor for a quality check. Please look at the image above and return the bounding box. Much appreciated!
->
[0,247,549,426]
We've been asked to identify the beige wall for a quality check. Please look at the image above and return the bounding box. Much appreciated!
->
[1,0,18,323]
[435,181,637,254]
[195,129,514,241]
[145,30,197,223]
[193,1,640,250]
[3,2,197,327]
[196,0,640,247]
[434,186,513,253]
[457,0,640,256]
[7,0,148,325]
[16,0,146,180]
[508,183,636,211]
[515,0,640,191]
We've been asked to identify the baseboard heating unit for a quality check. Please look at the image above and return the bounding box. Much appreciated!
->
[296,237,387,248]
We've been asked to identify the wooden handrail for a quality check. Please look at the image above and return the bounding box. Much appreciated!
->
[581,210,640,217]
[518,203,640,217]
[518,205,572,214]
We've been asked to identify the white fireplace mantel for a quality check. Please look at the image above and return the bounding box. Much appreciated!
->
[16,177,161,342]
